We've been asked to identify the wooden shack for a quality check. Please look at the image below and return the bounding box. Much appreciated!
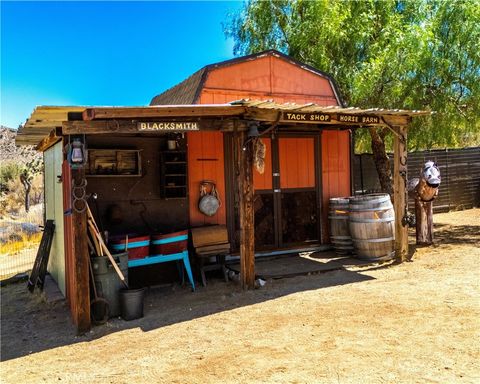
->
[16,50,429,332]
[148,50,351,248]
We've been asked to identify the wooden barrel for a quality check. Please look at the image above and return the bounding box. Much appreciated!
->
[348,194,395,261]
[328,197,354,255]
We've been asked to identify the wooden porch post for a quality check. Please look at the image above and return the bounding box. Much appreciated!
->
[235,130,255,289]
[71,168,91,332]
[393,125,408,262]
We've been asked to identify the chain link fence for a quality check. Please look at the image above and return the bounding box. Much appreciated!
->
[0,203,44,281]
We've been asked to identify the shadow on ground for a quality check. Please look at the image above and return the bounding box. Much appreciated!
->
[432,224,480,245]
[1,256,378,361]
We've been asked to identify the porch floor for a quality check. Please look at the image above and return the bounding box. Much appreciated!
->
[227,250,379,280]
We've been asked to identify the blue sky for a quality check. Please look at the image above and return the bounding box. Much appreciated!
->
[1,1,243,128]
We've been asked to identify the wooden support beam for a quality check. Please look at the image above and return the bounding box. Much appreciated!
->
[235,130,255,289]
[36,128,62,152]
[62,119,247,135]
[393,125,408,262]
[71,168,91,333]
[82,105,247,121]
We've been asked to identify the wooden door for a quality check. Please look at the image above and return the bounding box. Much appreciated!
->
[277,136,320,246]
[230,134,320,250]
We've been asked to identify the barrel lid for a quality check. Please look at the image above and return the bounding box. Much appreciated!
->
[349,193,391,204]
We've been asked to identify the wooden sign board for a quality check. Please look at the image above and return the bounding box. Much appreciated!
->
[281,111,384,125]
[337,114,381,124]
[137,121,200,131]
[282,112,331,123]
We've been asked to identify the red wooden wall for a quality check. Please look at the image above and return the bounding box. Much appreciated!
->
[253,138,272,190]
[187,131,226,226]
[279,138,315,189]
[199,56,338,106]
[189,53,350,242]
[321,130,351,240]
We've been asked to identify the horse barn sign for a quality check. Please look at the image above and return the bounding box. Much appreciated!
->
[15,50,432,332]
[337,114,381,124]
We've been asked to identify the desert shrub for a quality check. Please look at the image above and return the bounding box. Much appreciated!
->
[1,174,43,213]
[0,162,22,194]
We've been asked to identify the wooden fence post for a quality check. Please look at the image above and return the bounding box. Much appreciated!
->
[235,130,255,289]
[393,126,408,262]
[71,168,91,333]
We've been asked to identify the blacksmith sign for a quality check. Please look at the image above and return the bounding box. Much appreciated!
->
[137,121,200,131]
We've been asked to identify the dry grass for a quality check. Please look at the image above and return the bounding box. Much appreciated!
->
[0,232,42,256]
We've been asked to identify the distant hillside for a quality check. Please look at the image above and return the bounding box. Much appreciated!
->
[0,126,42,164]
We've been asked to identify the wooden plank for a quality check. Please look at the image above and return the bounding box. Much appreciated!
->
[393,126,408,262]
[36,128,62,152]
[196,243,231,254]
[63,119,243,134]
[27,220,56,292]
[82,105,247,120]
[71,168,91,333]
[236,130,255,289]
[244,108,411,127]
[191,225,229,247]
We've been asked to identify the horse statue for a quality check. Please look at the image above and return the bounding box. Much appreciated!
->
[408,161,441,245]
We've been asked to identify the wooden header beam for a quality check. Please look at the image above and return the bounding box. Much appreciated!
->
[62,119,248,135]
[82,105,247,121]
[244,108,411,127]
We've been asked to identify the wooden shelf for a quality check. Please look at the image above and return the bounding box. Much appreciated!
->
[161,150,187,198]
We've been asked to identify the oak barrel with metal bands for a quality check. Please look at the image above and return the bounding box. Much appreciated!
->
[328,197,354,255]
[348,194,395,261]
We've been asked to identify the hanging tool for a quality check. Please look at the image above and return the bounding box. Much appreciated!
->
[87,204,128,289]
[88,258,109,324]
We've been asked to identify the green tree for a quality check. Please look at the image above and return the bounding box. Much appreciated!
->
[225,0,480,194]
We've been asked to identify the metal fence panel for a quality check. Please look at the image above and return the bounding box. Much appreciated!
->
[354,147,480,212]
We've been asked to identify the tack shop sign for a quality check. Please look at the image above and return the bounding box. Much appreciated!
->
[282,112,382,125]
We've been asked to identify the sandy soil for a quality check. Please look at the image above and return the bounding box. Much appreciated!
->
[1,209,479,383]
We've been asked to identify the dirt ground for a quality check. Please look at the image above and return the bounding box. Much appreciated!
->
[1,209,479,383]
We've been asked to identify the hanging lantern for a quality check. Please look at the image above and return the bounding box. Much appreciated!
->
[67,136,87,169]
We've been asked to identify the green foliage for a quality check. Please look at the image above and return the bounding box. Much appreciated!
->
[0,163,22,194]
[0,159,43,195]
[225,0,480,152]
